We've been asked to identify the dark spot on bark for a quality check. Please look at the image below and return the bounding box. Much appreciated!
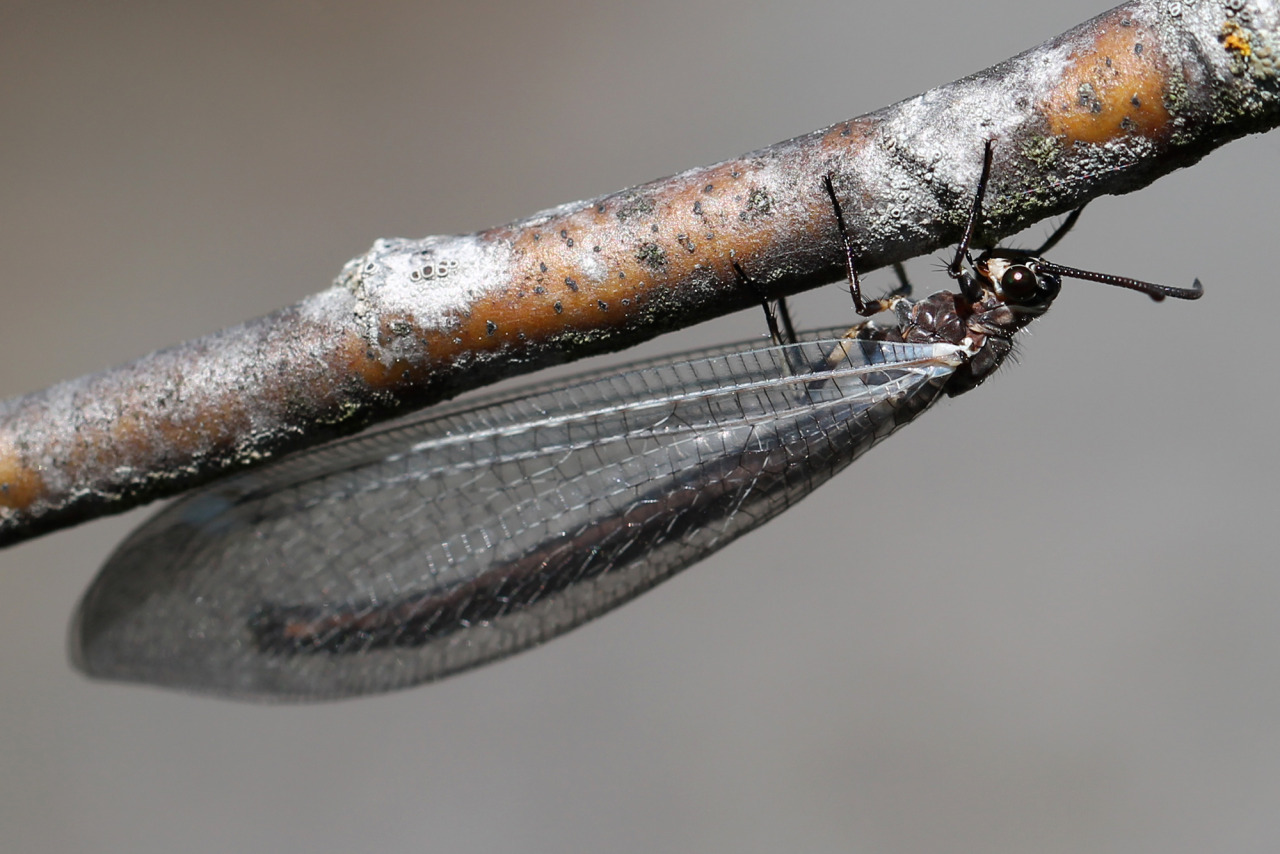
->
[1120,116,1137,131]
[704,184,714,193]
[1105,56,1113,67]
[677,234,696,253]
[1134,42,1143,55]
[730,170,740,178]
[1077,82,1102,113]
[540,262,548,273]
[485,320,497,336]
[1131,95,1142,107]
[534,285,547,295]
[621,298,631,306]
[740,187,774,221]
[566,238,574,247]
[635,242,667,270]
[597,299,608,311]
[565,277,578,292]
[532,232,540,242]
[615,193,655,221]
[692,200,702,215]
[593,245,601,253]
[560,229,568,239]
[650,224,658,233]
[596,202,606,213]
[554,301,563,314]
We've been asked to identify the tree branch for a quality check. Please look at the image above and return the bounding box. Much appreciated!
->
[1,0,1276,547]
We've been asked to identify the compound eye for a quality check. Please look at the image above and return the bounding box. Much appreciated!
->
[1000,265,1039,302]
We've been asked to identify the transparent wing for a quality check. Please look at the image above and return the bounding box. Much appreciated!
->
[72,328,963,701]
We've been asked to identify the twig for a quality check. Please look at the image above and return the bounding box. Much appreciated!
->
[1,0,1276,546]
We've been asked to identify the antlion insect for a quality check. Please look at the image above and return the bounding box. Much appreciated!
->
[71,140,1201,701]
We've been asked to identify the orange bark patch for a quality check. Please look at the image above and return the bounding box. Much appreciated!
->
[1221,20,1252,58]
[333,328,430,391]
[1043,15,1171,145]
[0,446,45,511]
[499,160,772,333]
[108,396,244,468]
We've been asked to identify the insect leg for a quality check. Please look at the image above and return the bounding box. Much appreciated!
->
[732,260,796,346]
[948,139,995,301]
[822,174,899,316]
[888,261,912,300]
[1033,206,1086,256]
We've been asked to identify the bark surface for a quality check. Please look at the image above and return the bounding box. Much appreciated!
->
[1,0,1276,545]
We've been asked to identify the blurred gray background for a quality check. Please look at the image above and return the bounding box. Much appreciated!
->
[3,2,1278,852]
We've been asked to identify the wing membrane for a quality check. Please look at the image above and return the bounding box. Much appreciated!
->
[73,329,961,700]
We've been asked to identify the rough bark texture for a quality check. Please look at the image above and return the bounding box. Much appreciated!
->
[1,0,1276,546]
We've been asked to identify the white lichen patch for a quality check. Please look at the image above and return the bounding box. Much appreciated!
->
[328,234,513,364]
